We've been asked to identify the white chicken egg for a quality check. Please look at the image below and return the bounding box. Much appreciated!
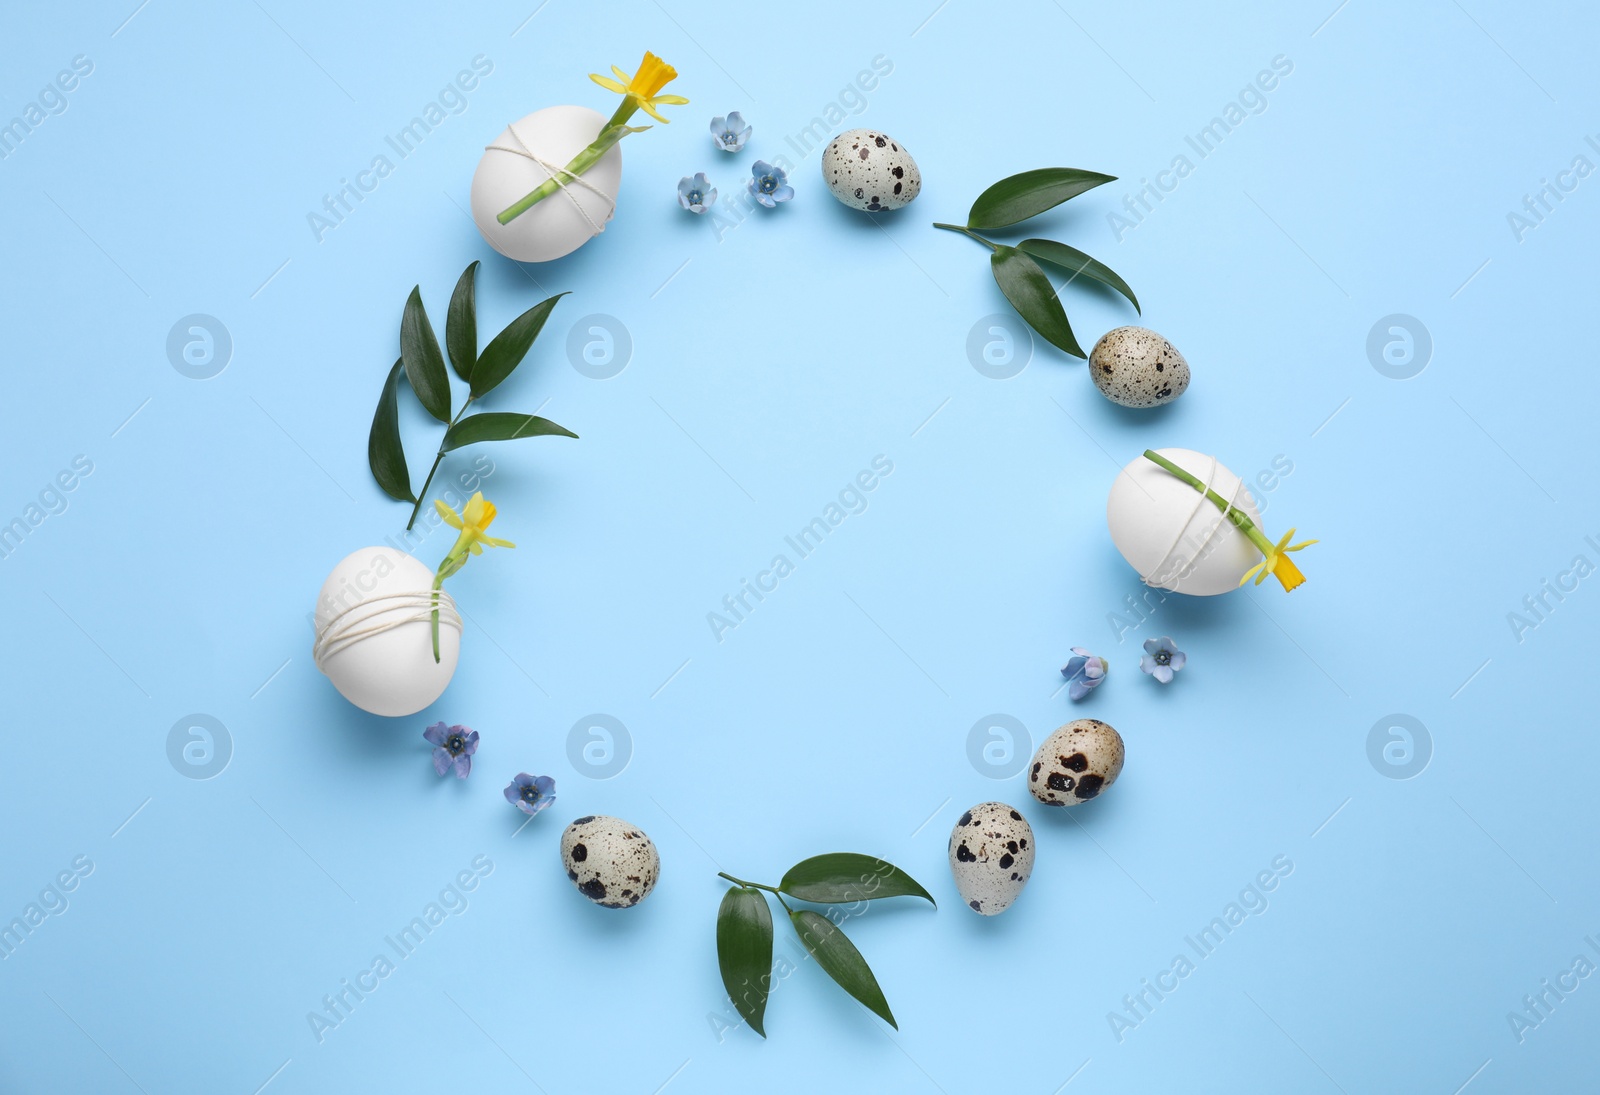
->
[312,547,459,717]
[821,129,921,212]
[948,802,1034,916]
[1106,448,1264,595]
[471,105,622,263]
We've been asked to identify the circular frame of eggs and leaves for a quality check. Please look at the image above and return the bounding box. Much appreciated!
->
[355,112,1236,1036]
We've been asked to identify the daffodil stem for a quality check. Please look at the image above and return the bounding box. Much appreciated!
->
[932,222,997,250]
[496,98,642,225]
[428,544,473,664]
[430,572,444,663]
[406,398,475,530]
[1142,450,1275,557]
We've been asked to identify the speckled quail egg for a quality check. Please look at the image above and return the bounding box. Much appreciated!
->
[948,802,1035,916]
[1089,326,1190,408]
[822,128,921,212]
[1028,720,1125,807]
[560,815,660,909]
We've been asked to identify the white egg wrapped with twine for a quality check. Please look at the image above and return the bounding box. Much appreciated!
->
[470,105,622,263]
[1106,448,1262,595]
[312,547,460,717]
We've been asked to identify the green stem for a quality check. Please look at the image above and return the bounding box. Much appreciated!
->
[720,870,793,915]
[717,872,780,894]
[405,397,475,530]
[1142,449,1274,556]
[496,98,641,225]
[932,222,998,251]
[430,572,444,663]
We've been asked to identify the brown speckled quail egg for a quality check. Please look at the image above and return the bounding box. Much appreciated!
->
[1089,326,1190,408]
[948,802,1035,916]
[560,815,660,909]
[1029,720,1125,807]
[822,128,921,212]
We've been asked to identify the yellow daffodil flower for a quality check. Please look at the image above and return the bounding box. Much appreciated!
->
[436,492,515,558]
[589,52,689,123]
[1240,528,1319,591]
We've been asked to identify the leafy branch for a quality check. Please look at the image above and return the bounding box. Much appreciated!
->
[935,167,1139,359]
[716,853,934,1037]
[368,261,578,528]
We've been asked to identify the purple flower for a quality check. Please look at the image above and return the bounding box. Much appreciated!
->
[1140,636,1186,684]
[504,773,556,816]
[424,722,478,779]
[1061,647,1108,701]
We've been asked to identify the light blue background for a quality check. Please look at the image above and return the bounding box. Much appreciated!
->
[3,1,1597,1091]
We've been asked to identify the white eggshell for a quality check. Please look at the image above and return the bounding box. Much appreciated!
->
[313,547,459,717]
[471,105,622,263]
[1028,720,1125,808]
[821,128,921,211]
[560,815,660,909]
[948,802,1034,916]
[1089,326,1190,408]
[1106,448,1263,595]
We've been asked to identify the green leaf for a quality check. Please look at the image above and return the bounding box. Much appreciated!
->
[717,887,774,1038]
[446,261,480,383]
[401,285,451,422]
[471,292,570,399]
[1015,238,1140,314]
[789,910,897,1029]
[441,412,578,452]
[779,854,935,906]
[966,168,1116,231]
[990,246,1085,358]
[367,358,415,503]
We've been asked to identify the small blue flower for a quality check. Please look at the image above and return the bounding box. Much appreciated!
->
[424,722,478,779]
[504,772,556,816]
[1140,636,1186,684]
[1060,647,1108,701]
[710,111,752,152]
[677,172,717,214]
[748,160,793,208]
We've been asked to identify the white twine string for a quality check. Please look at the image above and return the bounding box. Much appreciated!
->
[487,121,615,238]
[1147,453,1245,587]
[313,589,462,672]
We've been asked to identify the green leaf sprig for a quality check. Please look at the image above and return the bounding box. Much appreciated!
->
[368,261,579,528]
[716,853,934,1037]
[934,167,1139,358]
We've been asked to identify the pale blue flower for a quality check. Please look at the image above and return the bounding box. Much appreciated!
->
[1060,647,1108,701]
[423,722,478,779]
[748,160,792,208]
[1140,636,1186,684]
[677,172,717,214]
[710,111,751,152]
[504,772,556,816]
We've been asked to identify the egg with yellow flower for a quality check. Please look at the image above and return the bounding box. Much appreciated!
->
[312,547,461,717]
[471,105,624,263]
[313,493,517,717]
[1110,448,1318,594]
[1105,448,1266,595]
[471,52,688,262]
